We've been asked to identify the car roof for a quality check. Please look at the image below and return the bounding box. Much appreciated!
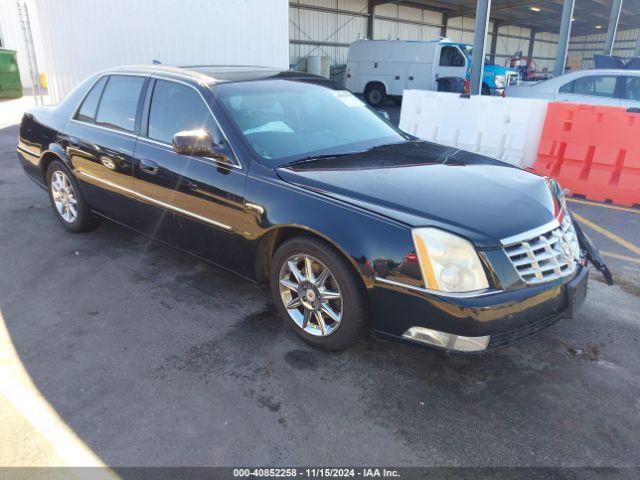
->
[106,64,325,85]
[564,69,640,77]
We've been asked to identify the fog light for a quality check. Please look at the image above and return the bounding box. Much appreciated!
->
[402,327,490,352]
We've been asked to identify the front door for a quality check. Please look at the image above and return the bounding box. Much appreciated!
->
[433,45,468,89]
[132,78,248,268]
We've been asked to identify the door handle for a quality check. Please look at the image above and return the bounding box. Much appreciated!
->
[139,159,159,175]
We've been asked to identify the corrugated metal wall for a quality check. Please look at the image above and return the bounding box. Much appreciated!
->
[373,3,442,41]
[569,28,640,70]
[289,0,369,68]
[289,1,560,76]
[33,0,289,102]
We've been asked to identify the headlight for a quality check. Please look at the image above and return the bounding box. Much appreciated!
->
[494,75,505,88]
[412,228,489,293]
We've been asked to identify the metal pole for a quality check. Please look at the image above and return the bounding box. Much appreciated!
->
[554,0,575,77]
[469,0,491,95]
[604,0,623,55]
[489,21,500,64]
[441,12,448,38]
[527,30,536,72]
[635,31,640,57]
[367,0,375,40]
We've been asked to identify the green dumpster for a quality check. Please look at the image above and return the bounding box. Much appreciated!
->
[0,49,23,99]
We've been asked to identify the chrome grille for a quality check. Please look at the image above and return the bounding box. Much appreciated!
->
[503,216,580,285]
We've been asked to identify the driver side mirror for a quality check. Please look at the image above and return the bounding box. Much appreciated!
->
[172,130,218,158]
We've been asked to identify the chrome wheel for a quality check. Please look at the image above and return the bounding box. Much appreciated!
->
[278,254,343,336]
[50,170,78,223]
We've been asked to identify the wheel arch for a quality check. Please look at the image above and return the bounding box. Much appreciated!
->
[254,224,372,288]
[364,80,387,95]
[39,144,71,183]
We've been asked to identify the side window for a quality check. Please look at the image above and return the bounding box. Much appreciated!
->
[622,77,640,101]
[147,80,219,144]
[559,81,574,94]
[75,76,108,123]
[440,46,465,67]
[95,75,145,132]
[570,75,617,98]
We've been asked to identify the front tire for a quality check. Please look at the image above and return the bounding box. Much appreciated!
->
[46,160,101,232]
[270,236,369,350]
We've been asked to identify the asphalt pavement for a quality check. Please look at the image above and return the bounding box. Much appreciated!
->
[1,121,639,469]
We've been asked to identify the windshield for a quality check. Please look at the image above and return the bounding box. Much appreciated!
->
[215,79,407,166]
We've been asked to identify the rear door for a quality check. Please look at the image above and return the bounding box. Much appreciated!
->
[66,74,148,221]
[433,45,467,89]
[131,78,247,268]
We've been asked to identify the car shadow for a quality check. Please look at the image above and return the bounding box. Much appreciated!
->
[2,124,638,466]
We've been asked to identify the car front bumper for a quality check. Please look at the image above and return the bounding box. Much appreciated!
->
[371,265,588,353]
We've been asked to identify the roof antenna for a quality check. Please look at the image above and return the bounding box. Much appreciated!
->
[152,59,162,65]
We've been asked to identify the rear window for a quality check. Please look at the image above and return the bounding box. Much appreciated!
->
[75,76,108,123]
[95,75,145,132]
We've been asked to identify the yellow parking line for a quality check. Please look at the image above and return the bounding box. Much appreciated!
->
[567,198,640,214]
[602,251,640,265]
[573,212,640,257]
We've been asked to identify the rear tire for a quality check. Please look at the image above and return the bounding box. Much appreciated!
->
[270,236,369,350]
[481,84,491,96]
[46,160,101,233]
[364,83,386,107]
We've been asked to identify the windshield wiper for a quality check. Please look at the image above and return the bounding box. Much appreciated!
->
[365,140,411,152]
[282,152,358,167]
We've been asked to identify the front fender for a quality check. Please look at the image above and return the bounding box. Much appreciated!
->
[245,172,419,288]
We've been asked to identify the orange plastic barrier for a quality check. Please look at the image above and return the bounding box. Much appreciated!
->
[532,102,640,207]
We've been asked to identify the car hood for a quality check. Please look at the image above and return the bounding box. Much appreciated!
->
[275,142,559,248]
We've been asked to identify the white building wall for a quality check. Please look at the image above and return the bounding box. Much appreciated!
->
[32,0,289,102]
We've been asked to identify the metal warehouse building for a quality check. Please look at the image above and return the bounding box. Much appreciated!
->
[0,0,639,102]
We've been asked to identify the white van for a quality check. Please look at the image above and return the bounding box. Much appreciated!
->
[345,39,519,105]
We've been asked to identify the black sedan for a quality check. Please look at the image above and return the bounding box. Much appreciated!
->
[16,66,611,353]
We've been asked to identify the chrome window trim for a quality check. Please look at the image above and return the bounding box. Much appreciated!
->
[70,71,243,170]
[375,276,501,298]
[500,218,560,247]
[69,118,138,139]
[71,72,150,132]
[149,75,243,170]
[76,170,233,231]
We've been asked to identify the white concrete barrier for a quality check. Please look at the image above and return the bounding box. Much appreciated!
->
[399,90,549,169]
